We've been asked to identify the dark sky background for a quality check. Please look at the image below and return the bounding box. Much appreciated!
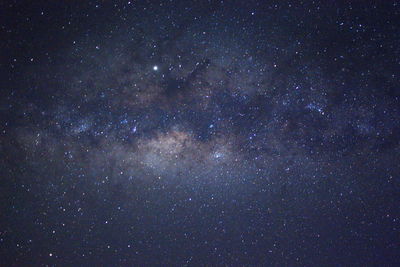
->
[1,0,400,266]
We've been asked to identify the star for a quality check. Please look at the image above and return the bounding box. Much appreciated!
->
[2,1,399,266]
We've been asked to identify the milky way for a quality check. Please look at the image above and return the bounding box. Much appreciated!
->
[2,1,400,265]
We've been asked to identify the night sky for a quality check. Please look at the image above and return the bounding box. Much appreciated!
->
[1,1,400,266]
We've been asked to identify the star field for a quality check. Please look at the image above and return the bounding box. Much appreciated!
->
[1,0,400,266]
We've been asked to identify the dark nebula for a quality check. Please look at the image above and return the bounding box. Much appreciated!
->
[1,0,400,266]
